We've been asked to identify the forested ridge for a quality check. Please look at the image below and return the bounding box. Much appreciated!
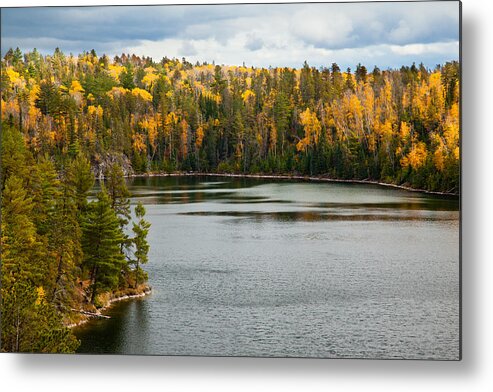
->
[1,48,459,192]
[1,126,151,352]
[1,49,154,351]
[1,47,459,352]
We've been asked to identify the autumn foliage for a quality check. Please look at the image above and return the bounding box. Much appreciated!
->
[1,48,460,193]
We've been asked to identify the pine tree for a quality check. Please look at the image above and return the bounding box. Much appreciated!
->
[104,162,131,227]
[1,174,79,353]
[1,175,46,288]
[81,187,125,304]
[131,201,151,287]
[1,282,79,353]
[48,165,83,309]
[66,154,94,214]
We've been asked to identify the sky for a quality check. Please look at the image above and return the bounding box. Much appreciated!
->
[1,1,460,70]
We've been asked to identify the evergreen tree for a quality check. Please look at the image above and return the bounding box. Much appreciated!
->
[1,282,79,353]
[131,201,151,287]
[48,165,82,309]
[104,162,131,227]
[66,154,94,214]
[81,187,125,304]
[1,175,46,288]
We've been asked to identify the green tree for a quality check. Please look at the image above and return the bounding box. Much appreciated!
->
[81,187,125,304]
[131,201,151,287]
[1,175,46,289]
[104,162,131,227]
[1,282,79,353]
[66,154,94,214]
[47,164,83,309]
[0,124,31,189]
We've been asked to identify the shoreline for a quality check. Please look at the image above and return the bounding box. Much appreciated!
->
[127,171,459,198]
[66,286,152,329]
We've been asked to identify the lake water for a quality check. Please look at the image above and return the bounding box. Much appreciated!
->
[74,176,460,359]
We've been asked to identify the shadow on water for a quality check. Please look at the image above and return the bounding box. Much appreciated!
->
[178,210,457,222]
[74,298,149,354]
[78,175,460,359]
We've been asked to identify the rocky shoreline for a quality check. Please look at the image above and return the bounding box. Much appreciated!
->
[66,285,152,329]
[128,171,459,197]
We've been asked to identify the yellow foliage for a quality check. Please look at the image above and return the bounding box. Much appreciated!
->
[362,84,375,118]
[6,67,21,82]
[195,125,205,149]
[1,99,6,119]
[35,286,45,305]
[429,72,442,91]
[108,64,125,81]
[48,131,57,143]
[26,106,41,129]
[142,72,159,88]
[433,138,445,172]
[2,99,20,119]
[348,94,363,121]
[29,84,40,105]
[69,80,84,94]
[241,89,256,104]
[144,66,157,74]
[140,117,158,152]
[107,86,128,98]
[296,138,308,152]
[378,120,393,139]
[87,105,103,117]
[6,67,26,90]
[400,121,411,139]
[132,133,147,153]
[132,88,153,102]
[299,108,322,148]
[443,103,459,153]
[166,112,178,125]
[401,142,428,170]
[256,132,263,146]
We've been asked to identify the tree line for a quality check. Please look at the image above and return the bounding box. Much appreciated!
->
[0,47,460,352]
[1,48,459,193]
[0,122,150,352]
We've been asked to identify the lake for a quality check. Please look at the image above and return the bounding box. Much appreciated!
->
[74,176,460,359]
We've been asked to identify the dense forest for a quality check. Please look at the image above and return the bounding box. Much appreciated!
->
[1,47,459,352]
[1,48,459,192]
[1,50,152,351]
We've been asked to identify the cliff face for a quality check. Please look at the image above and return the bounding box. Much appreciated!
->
[92,152,134,179]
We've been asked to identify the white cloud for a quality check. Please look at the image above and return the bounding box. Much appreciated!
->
[390,41,459,56]
[289,9,354,48]
[2,2,460,69]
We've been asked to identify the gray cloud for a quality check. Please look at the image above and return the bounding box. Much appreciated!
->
[179,41,197,57]
[1,2,460,69]
[244,35,264,52]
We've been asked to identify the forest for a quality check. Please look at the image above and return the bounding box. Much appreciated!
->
[1,48,459,352]
[1,123,151,352]
[1,48,460,192]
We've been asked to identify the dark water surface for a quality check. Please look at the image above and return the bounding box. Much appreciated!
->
[75,176,460,359]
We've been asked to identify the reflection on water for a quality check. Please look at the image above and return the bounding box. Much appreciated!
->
[76,176,460,359]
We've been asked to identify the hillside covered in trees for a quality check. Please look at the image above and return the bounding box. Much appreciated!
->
[1,55,152,351]
[0,47,459,352]
[2,48,459,193]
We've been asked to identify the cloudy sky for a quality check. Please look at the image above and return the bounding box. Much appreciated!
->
[1,1,460,70]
